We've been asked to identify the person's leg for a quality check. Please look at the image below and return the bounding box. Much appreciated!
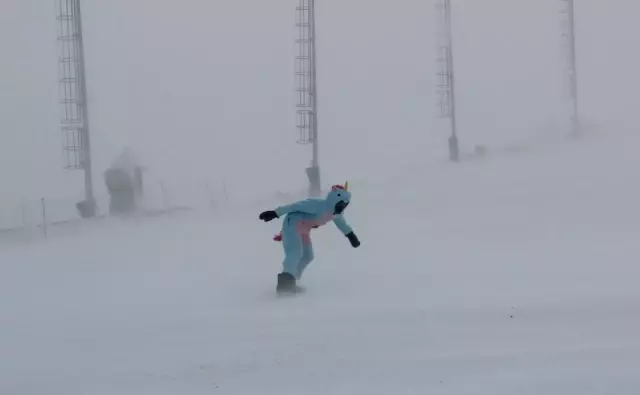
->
[296,239,315,280]
[281,224,303,276]
[278,220,303,291]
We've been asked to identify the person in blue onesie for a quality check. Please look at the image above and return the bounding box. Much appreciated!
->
[259,182,360,293]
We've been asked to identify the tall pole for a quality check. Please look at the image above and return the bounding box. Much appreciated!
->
[310,0,319,171]
[75,0,95,210]
[295,0,321,196]
[57,0,95,217]
[436,0,459,161]
[561,0,579,136]
[444,0,459,161]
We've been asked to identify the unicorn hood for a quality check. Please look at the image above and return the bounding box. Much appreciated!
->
[325,182,351,215]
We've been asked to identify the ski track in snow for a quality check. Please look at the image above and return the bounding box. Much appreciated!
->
[2,132,640,394]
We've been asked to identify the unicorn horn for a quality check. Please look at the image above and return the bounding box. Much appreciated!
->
[344,181,349,191]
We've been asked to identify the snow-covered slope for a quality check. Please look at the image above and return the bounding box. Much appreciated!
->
[2,131,640,395]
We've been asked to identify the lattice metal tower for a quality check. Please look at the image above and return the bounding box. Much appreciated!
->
[295,0,321,196]
[56,0,96,217]
[560,0,580,136]
[435,0,459,162]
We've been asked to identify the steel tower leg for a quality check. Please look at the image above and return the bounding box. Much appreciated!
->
[295,0,321,196]
[435,0,459,162]
[57,0,96,217]
[561,0,580,137]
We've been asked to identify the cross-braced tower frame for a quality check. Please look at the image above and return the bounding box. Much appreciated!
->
[560,0,580,136]
[295,0,321,196]
[56,0,96,217]
[435,0,459,162]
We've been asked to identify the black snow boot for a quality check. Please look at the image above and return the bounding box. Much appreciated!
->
[276,272,298,294]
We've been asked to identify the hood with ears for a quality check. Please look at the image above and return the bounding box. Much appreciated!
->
[325,182,351,214]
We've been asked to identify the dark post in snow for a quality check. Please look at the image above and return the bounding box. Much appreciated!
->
[295,0,321,196]
[56,0,96,218]
[41,198,47,237]
[436,0,459,162]
[560,0,580,137]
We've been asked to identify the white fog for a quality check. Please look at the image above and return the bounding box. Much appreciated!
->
[1,0,640,394]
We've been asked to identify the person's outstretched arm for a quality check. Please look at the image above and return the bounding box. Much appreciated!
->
[274,199,324,217]
[259,199,325,222]
[333,214,360,248]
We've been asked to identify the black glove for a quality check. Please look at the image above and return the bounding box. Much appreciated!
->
[259,210,278,222]
[345,232,360,248]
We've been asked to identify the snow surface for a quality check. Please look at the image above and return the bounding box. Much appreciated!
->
[2,131,640,394]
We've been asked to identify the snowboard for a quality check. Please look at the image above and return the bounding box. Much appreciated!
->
[276,285,306,296]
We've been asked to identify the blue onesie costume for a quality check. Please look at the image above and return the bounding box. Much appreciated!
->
[259,182,360,292]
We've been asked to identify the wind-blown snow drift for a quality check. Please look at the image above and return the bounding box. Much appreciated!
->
[2,132,640,395]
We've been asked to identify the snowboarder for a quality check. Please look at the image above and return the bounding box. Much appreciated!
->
[259,182,361,293]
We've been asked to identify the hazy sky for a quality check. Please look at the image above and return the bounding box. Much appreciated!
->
[1,0,639,208]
